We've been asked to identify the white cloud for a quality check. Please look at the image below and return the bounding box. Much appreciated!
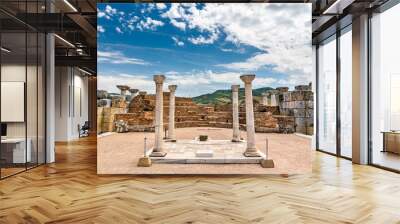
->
[161,3,312,84]
[165,71,179,75]
[98,70,277,97]
[105,5,117,15]
[98,11,106,18]
[140,3,156,14]
[126,16,139,31]
[220,47,245,54]
[99,6,164,34]
[98,5,118,20]
[170,19,186,30]
[172,37,184,46]
[156,3,167,10]
[188,31,219,45]
[137,17,164,31]
[115,27,123,34]
[98,74,154,94]
[220,48,232,52]
[97,25,105,33]
[98,51,149,65]
[98,3,312,91]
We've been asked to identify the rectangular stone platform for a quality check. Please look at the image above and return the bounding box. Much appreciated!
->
[149,139,265,164]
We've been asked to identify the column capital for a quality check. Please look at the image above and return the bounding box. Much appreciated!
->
[240,74,255,84]
[129,88,139,94]
[231,85,240,92]
[153,75,166,84]
[168,85,177,92]
[116,85,130,91]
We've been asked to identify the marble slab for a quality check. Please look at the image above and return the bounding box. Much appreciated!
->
[150,139,265,164]
[195,149,214,157]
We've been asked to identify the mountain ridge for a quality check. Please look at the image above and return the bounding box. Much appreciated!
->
[192,87,274,105]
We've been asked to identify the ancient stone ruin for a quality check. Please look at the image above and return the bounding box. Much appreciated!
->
[97,83,313,135]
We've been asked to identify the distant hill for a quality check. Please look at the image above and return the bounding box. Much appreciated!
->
[192,87,274,105]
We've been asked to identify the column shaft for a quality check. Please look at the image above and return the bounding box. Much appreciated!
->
[168,85,177,141]
[151,75,166,157]
[262,94,268,106]
[232,85,240,142]
[240,74,261,157]
[244,82,256,150]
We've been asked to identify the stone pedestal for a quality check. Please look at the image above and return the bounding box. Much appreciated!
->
[137,157,152,167]
[260,159,275,168]
[168,85,177,141]
[150,75,167,157]
[231,85,241,142]
[240,74,261,157]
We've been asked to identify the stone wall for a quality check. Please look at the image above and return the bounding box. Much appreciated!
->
[97,107,126,133]
[107,92,293,133]
[280,86,313,135]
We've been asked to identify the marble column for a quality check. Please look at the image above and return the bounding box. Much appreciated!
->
[261,93,268,106]
[168,85,177,141]
[116,85,130,96]
[270,94,277,106]
[231,85,241,142]
[150,75,167,157]
[129,88,139,97]
[240,74,261,157]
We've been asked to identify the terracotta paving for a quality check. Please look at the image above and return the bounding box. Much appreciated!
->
[97,127,312,174]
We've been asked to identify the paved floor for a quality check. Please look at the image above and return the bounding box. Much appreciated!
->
[1,136,400,223]
[98,127,312,174]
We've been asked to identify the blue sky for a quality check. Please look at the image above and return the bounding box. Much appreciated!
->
[97,3,312,97]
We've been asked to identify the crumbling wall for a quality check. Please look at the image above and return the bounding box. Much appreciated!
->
[280,86,313,135]
[110,92,285,133]
[97,84,313,134]
[97,107,126,133]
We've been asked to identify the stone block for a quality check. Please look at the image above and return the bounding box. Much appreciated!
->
[295,85,311,91]
[195,149,214,157]
[303,91,314,101]
[305,109,313,118]
[290,91,304,101]
[276,87,289,92]
[283,92,291,102]
[137,157,152,167]
[293,101,306,108]
[306,100,314,109]
[260,159,275,168]
[199,135,208,141]
[293,109,306,117]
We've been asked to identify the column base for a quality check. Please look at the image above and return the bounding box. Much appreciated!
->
[150,151,167,157]
[165,138,177,142]
[243,150,261,157]
[260,159,274,168]
[137,157,152,167]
